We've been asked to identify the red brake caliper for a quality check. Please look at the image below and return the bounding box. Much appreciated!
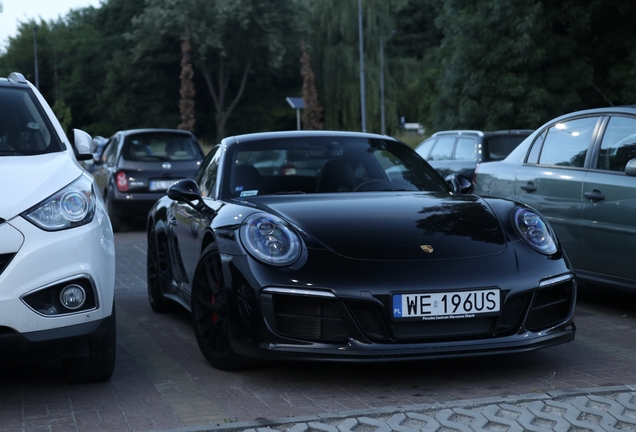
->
[211,294,219,322]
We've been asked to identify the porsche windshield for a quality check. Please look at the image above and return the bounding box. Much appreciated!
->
[223,136,448,198]
[0,88,63,156]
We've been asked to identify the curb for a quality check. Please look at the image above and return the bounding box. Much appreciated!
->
[153,384,636,432]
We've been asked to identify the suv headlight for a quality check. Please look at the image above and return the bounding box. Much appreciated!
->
[240,213,301,266]
[512,207,557,255]
[22,175,96,231]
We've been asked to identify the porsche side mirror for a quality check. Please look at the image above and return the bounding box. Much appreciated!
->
[167,179,213,214]
[445,174,474,194]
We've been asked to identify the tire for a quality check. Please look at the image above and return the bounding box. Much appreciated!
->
[191,243,244,370]
[106,196,121,233]
[62,304,116,384]
[147,226,172,313]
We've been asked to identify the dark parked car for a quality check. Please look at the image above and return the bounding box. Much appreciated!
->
[415,130,532,179]
[146,130,576,370]
[93,128,204,231]
[474,106,636,292]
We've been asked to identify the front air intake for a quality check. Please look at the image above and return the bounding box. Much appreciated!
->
[0,253,15,276]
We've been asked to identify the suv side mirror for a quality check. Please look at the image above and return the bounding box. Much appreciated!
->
[73,129,93,161]
[445,174,474,194]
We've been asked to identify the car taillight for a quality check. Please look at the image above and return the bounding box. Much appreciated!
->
[281,164,297,176]
[116,171,129,192]
[473,164,480,185]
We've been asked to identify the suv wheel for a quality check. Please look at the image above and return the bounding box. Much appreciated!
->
[106,196,122,232]
[62,304,116,383]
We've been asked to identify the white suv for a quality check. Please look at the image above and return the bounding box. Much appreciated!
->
[0,72,116,383]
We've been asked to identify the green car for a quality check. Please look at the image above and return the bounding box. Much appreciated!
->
[474,107,636,292]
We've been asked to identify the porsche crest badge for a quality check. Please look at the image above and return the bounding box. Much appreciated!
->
[420,245,434,253]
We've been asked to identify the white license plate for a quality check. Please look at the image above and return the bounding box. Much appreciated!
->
[392,289,500,320]
[149,180,179,191]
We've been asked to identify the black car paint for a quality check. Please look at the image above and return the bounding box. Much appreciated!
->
[147,131,576,365]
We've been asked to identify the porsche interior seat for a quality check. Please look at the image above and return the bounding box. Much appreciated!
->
[316,159,356,192]
[231,164,262,196]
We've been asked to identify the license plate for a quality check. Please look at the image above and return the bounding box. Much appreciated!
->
[392,289,500,320]
[149,180,179,191]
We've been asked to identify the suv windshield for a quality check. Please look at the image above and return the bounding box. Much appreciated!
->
[222,136,448,198]
[0,88,62,156]
[122,132,202,162]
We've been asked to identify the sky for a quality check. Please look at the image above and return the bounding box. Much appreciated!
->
[0,0,103,51]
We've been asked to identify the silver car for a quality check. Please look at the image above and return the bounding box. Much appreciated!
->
[474,106,636,292]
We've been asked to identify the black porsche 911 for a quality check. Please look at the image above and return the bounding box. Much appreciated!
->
[146,130,576,370]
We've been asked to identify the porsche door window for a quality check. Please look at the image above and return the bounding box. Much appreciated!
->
[596,116,636,172]
[538,117,598,167]
[197,146,221,197]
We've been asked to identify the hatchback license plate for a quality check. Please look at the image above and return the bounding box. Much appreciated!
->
[392,289,500,320]
[149,180,179,191]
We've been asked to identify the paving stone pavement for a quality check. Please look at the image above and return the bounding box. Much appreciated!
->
[3,226,636,432]
[157,386,636,432]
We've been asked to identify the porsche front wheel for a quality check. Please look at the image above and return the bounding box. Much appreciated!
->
[147,227,172,313]
[191,243,244,370]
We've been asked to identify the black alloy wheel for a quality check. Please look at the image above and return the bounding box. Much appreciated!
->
[147,226,172,313]
[191,243,244,370]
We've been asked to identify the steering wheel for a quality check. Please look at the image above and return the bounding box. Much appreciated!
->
[353,179,396,191]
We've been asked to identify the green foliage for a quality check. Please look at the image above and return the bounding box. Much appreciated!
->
[130,0,305,140]
[307,0,409,133]
[2,0,636,142]
[52,99,72,133]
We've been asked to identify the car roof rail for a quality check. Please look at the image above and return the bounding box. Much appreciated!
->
[8,72,27,84]
[433,130,484,137]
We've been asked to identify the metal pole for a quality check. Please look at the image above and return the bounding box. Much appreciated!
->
[296,108,301,130]
[380,36,385,135]
[358,0,366,132]
[33,25,39,89]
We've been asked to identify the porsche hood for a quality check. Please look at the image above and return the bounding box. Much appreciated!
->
[258,193,507,261]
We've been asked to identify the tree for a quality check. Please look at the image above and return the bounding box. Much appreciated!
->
[178,35,196,132]
[416,0,634,132]
[52,99,72,133]
[307,0,408,133]
[130,0,305,141]
[300,42,323,130]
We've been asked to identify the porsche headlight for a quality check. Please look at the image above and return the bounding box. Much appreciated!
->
[240,213,301,266]
[23,175,96,231]
[512,207,557,255]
